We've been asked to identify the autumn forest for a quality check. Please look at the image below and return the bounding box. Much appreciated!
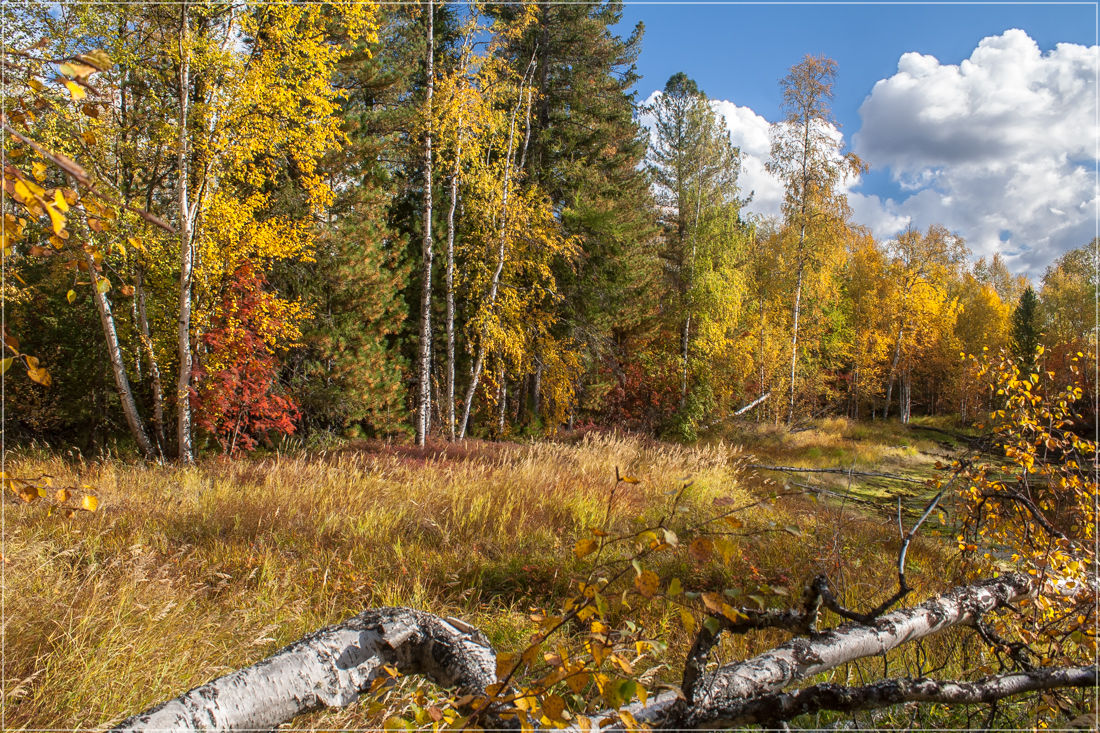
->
[2,1,1098,730]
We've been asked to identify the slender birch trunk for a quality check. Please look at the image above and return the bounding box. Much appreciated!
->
[85,252,156,458]
[787,112,811,424]
[787,252,804,422]
[444,146,459,441]
[457,50,537,439]
[175,3,194,463]
[495,373,507,436]
[415,0,435,447]
[135,265,167,456]
[884,322,904,419]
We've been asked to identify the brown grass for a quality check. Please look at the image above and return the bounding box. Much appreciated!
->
[4,430,959,730]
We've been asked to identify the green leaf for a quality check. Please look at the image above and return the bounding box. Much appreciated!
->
[0,357,12,375]
[96,278,110,294]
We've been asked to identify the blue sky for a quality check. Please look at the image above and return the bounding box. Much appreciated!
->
[615,2,1098,276]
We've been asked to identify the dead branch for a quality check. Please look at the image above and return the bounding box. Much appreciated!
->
[734,391,771,416]
[722,665,1098,725]
[750,464,928,485]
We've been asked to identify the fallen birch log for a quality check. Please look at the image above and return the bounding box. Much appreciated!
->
[112,608,498,731]
[113,573,1095,731]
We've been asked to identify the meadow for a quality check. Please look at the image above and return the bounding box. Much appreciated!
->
[3,422,993,730]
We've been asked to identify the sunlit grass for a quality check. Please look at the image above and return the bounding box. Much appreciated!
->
[4,431,962,729]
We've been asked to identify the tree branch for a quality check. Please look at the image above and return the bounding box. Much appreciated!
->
[733,666,1098,725]
[679,573,1033,727]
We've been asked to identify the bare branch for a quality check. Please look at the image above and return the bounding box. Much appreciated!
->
[729,666,1098,725]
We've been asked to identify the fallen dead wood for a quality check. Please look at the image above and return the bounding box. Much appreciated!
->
[733,391,771,416]
[112,608,499,731]
[751,463,928,485]
[113,573,1096,731]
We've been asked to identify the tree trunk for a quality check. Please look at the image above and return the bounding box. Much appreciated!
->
[457,50,537,440]
[787,253,803,423]
[415,0,435,447]
[444,148,459,441]
[900,370,912,424]
[679,573,1033,727]
[175,3,194,463]
[496,372,507,436]
[884,323,904,420]
[135,264,167,457]
[84,251,156,459]
[114,574,1096,733]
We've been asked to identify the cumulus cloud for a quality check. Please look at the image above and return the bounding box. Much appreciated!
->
[709,99,785,218]
[854,29,1098,275]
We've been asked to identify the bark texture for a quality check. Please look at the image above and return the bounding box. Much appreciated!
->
[680,573,1033,727]
[115,574,1094,731]
[113,608,498,731]
[415,0,435,447]
[175,2,194,463]
[84,250,156,459]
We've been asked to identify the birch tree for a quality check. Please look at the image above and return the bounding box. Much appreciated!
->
[767,55,861,423]
[414,0,435,446]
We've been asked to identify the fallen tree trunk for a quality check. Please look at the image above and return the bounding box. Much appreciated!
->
[112,608,498,731]
[750,464,927,485]
[678,573,1033,727]
[114,574,1094,731]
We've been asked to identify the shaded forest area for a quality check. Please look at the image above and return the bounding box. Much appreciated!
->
[2,0,1096,457]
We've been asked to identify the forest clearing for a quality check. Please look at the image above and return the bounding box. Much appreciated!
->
[6,412,1097,729]
[2,0,1097,729]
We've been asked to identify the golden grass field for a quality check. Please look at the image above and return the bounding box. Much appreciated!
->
[5,423,988,730]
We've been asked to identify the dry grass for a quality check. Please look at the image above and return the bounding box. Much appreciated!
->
[4,430,960,730]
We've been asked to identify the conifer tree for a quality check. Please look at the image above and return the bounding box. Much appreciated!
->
[1011,286,1042,373]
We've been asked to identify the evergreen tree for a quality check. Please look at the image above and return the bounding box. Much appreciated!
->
[646,72,745,437]
[279,8,413,437]
[1011,286,1043,372]
[487,1,659,426]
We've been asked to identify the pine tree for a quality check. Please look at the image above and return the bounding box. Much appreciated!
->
[646,72,745,437]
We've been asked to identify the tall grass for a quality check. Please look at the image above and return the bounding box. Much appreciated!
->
[5,430,955,729]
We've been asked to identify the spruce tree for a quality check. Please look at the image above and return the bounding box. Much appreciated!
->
[1011,286,1042,373]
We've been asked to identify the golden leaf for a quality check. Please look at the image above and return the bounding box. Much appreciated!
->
[64,80,86,101]
[633,570,659,598]
[573,538,598,559]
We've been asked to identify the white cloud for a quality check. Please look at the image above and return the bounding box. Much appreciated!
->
[854,29,1099,275]
[709,99,785,218]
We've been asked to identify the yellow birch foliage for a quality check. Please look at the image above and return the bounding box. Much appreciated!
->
[955,346,1096,675]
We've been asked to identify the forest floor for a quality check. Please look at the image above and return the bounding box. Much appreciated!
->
[4,418,1025,730]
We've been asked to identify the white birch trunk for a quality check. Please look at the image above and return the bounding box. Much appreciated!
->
[457,51,537,440]
[415,0,435,447]
[114,575,1083,732]
[175,3,195,463]
[444,153,459,441]
[112,608,498,731]
[84,251,156,459]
